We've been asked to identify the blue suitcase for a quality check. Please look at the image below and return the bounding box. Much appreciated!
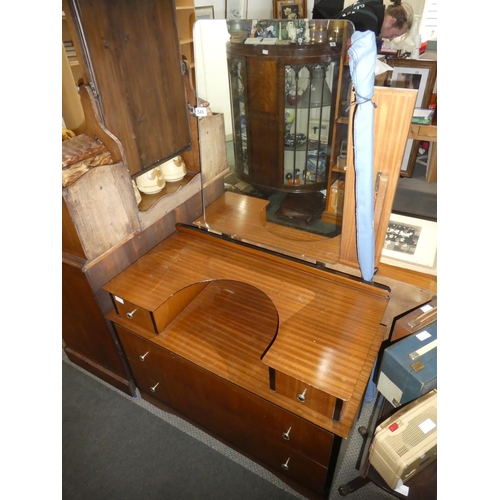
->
[377,322,437,407]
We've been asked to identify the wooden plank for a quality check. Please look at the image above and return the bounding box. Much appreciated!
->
[199,113,229,189]
[426,141,437,183]
[340,86,418,269]
[137,174,202,230]
[62,162,140,261]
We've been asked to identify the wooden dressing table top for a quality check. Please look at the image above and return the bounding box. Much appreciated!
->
[104,224,389,436]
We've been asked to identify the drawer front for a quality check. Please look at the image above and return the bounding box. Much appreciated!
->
[111,294,157,333]
[115,325,334,468]
[127,357,329,495]
[274,370,340,421]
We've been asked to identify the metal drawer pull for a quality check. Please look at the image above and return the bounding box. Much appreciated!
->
[281,458,290,471]
[150,382,159,393]
[282,427,292,440]
[139,351,149,361]
[126,309,137,319]
[296,388,307,403]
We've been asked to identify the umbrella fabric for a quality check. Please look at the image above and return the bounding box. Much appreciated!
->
[347,30,377,282]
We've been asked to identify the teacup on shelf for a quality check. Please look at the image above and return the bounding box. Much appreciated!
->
[159,155,187,183]
[135,167,166,194]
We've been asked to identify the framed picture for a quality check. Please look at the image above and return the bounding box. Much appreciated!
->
[385,59,437,177]
[380,213,437,275]
[195,6,215,20]
[273,0,307,19]
[226,0,247,19]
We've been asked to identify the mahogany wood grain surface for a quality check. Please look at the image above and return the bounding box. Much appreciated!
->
[104,226,389,437]
[116,325,330,494]
[63,261,133,394]
[116,325,334,464]
[197,191,436,294]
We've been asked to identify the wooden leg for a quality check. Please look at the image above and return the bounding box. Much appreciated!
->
[426,142,437,183]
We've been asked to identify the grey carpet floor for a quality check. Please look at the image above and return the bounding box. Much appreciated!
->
[62,360,302,500]
[391,159,437,221]
[62,356,397,499]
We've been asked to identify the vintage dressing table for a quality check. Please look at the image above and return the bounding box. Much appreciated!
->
[62,5,436,497]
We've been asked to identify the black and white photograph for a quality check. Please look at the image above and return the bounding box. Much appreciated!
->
[381,213,437,274]
[383,221,420,255]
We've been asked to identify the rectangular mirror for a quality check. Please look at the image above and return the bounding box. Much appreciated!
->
[193,18,355,268]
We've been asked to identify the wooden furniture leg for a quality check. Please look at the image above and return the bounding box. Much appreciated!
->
[426,142,437,183]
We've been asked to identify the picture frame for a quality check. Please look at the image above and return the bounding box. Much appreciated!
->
[226,0,247,19]
[195,6,215,20]
[384,59,437,177]
[380,213,437,275]
[273,0,307,19]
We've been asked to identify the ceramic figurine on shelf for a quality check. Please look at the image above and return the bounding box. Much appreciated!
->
[286,20,310,44]
[284,109,295,133]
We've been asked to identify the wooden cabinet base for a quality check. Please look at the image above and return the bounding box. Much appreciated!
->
[64,348,134,396]
[120,332,342,498]
[62,260,134,396]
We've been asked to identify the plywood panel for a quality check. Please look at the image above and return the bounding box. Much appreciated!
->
[63,162,140,261]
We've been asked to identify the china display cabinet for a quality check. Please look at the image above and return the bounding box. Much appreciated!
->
[226,19,353,232]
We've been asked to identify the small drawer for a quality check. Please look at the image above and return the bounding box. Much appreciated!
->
[257,443,329,496]
[111,294,157,333]
[274,370,342,421]
[128,357,174,405]
[115,324,164,365]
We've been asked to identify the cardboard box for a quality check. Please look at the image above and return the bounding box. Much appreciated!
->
[328,177,345,214]
[377,322,437,407]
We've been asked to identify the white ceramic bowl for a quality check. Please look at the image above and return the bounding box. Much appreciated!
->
[135,167,166,194]
[159,156,187,182]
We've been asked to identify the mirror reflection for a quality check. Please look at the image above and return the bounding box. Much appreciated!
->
[194,19,354,258]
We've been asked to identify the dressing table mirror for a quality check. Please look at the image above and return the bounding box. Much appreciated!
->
[193,18,354,269]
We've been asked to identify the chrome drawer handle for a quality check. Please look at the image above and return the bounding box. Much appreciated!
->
[296,388,307,403]
[150,382,159,393]
[139,351,149,361]
[282,427,292,441]
[281,458,290,471]
[126,309,137,319]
